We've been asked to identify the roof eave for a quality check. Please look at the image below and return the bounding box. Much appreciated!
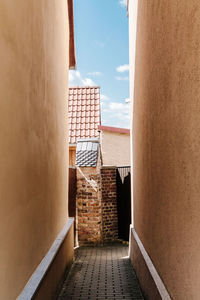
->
[98,125,130,134]
[127,0,129,17]
[68,0,76,69]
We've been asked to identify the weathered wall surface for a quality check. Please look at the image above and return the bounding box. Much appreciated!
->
[101,131,130,166]
[0,1,70,299]
[101,167,118,241]
[76,166,118,245]
[76,167,102,245]
[131,1,200,299]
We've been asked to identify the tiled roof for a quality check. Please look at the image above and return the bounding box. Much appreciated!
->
[76,138,99,167]
[68,87,101,144]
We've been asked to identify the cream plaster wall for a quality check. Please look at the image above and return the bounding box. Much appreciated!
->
[101,131,130,166]
[129,0,138,226]
[130,0,200,299]
[0,1,70,299]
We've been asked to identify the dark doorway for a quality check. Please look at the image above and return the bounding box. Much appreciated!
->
[116,166,131,241]
[68,167,77,243]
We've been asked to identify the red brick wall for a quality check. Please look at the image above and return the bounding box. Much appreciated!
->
[101,167,118,241]
[76,166,118,245]
[76,167,102,245]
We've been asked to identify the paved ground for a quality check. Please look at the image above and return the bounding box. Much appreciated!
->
[57,244,144,300]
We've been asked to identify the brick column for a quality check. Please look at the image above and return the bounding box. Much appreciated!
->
[101,166,118,241]
[76,167,102,245]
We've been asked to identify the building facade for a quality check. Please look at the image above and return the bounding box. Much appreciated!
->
[0,1,75,299]
[98,125,130,167]
[129,1,200,299]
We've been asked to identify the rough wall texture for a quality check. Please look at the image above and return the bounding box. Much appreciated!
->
[101,167,118,241]
[0,1,70,299]
[76,167,102,245]
[76,166,118,244]
[131,1,200,299]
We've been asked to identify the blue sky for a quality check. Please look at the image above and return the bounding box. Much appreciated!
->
[69,0,130,128]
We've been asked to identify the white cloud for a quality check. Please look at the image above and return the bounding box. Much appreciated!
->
[116,76,129,81]
[88,71,102,76]
[82,78,96,86]
[119,0,127,8]
[69,70,96,87]
[69,70,81,83]
[116,64,129,73]
[109,102,130,115]
[101,94,110,101]
[102,101,130,128]
[125,98,130,103]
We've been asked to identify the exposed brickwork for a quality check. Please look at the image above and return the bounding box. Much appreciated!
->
[101,167,118,241]
[76,161,118,245]
[76,167,102,245]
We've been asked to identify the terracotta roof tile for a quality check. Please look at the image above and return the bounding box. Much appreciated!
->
[81,117,85,123]
[86,129,90,135]
[68,87,101,144]
[81,123,85,129]
[72,118,76,124]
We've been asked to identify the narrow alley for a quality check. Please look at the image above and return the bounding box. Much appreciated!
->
[57,244,143,300]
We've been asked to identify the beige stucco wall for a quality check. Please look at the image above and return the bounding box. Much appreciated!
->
[0,1,70,299]
[129,0,138,225]
[34,225,74,300]
[130,1,200,299]
[101,131,130,166]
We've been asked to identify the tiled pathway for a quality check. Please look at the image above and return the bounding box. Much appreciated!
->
[57,244,143,300]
